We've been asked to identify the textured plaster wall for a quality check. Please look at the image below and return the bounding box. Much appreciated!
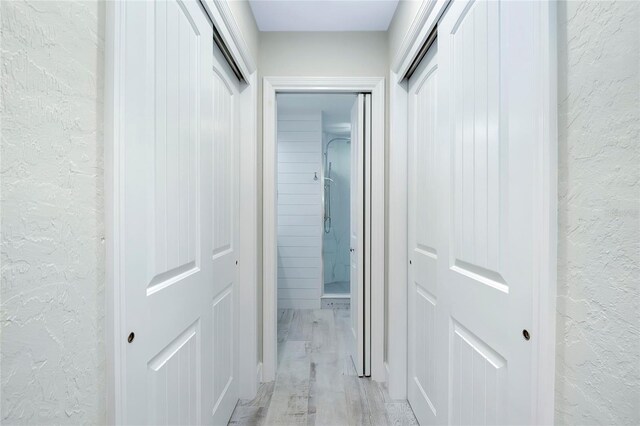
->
[1,0,106,424]
[555,1,640,424]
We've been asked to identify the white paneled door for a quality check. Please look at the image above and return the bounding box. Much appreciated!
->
[408,1,548,424]
[408,42,441,424]
[120,1,239,424]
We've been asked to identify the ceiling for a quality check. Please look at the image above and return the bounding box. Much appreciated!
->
[277,93,356,135]
[248,0,400,32]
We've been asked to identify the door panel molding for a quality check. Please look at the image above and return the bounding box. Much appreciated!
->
[262,77,386,383]
[105,0,259,422]
[388,3,557,426]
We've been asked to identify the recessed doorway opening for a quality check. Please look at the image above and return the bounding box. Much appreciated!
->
[276,93,356,311]
[262,77,386,384]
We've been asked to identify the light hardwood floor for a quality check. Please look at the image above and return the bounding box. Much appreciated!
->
[228,309,418,425]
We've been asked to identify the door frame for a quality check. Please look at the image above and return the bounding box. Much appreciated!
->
[262,77,385,382]
[387,1,558,424]
[104,0,259,423]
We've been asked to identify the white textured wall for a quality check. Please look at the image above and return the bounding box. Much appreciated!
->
[555,1,640,424]
[1,1,105,424]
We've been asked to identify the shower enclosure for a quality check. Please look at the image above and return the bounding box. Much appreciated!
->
[322,136,351,295]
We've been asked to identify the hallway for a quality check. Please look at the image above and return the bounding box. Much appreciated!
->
[1,0,637,424]
[229,309,417,425]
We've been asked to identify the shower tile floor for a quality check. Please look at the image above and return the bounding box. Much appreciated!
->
[228,309,418,425]
[324,280,350,294]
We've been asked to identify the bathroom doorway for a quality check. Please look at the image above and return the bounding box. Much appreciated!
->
[263,77,385,382]
[276,93,355,309]
[273,90,371,377]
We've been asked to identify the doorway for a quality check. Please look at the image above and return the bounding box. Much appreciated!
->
[274,93,356,311]
[262,77,386,384]
[275,92,368,377]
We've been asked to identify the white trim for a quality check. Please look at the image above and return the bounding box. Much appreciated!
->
[369,86,385,382]
[387,0,558,420]
[105,1,259,421]
[386,71,409,399]
[261,78,277,383]
[257,362,263,383]
[105,2,125,423]
[200,0,257,80]
[533,2,558,424]
[238,71,259,400]
[262,77,385,382]
[391,0,450,77]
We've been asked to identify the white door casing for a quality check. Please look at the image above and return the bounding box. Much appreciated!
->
[408,0,555,424]
[362,93,372,378]
[210,34,241,426]
[115,0,239,423]
[261,77,385,383]
[349,94,365,377]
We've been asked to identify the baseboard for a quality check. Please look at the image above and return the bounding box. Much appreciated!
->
[257,362,263,383]
[321,297,350,310]
[321,294,350,299]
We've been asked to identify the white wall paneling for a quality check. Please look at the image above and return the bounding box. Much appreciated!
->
[277,112,323,309]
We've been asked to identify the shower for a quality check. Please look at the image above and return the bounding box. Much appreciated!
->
[323,137,350,234]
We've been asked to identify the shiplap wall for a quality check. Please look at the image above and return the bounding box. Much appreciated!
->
[277,113,323,309]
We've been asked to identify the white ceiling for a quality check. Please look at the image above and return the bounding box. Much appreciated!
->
[277,93,356,135]
[248,0,400,32]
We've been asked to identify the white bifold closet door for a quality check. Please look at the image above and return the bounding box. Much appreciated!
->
[119,0,240,424]
[349,93,371,377]
[408,1,548,424]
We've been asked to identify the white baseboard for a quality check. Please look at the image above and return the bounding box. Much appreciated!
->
[257,362,263,383]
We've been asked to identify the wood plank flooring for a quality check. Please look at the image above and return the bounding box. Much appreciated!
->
[229,309,418,426]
